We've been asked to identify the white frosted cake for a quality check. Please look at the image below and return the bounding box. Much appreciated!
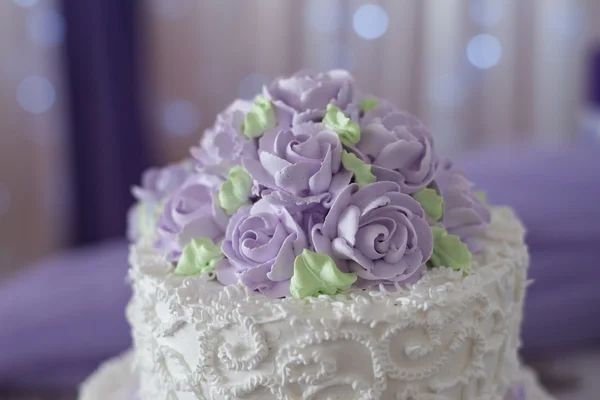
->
[79,70,553,400]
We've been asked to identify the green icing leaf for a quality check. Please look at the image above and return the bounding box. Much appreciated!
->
[341,150,376,188]
[290,250,357,299]
[243,95,276,139]
[413,188,444,222]
[360,98,378,113]
[174,237,223,276]
[428,226,472,272]
[218,166,253,215]
[137,203,154,237]
[475,190,487,204]
[135,202,164,237]
[323,104,360,146]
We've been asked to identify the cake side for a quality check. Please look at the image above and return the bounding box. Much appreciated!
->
[79,350,138,400]
[127,207,528,400]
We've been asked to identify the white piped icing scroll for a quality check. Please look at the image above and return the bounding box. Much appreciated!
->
[126,207,529,400]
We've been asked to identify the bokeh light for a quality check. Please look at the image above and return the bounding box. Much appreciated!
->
[163,100,201,136]
[0,183,11,216]
[466,34,502,69]
[353,4,389,40]
[11,0,38,8]
[239,74,270,100]
[27,9,66,47]
[306,0,341,33]
[428,73,466,107]
[469,0,504,27]
[17,76,56,114]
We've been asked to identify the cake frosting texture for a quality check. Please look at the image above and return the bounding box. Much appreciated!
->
[126,207,528,399]
[77,69,549,400]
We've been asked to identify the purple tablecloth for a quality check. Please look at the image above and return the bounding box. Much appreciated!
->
[0,145,598,389]
[460,145,600,354]
[0,240,131,388]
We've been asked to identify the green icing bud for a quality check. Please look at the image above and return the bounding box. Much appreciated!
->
[475,190,487,204]
[413,188,444,222]
[290,250,357,299]
[134,202,164,238]
[243,95,276,139]
[137,203,155,237]
[323,104,360,146]
[218,166,253,215]
[428,226,472,272]
[360,98,378,113]
[341,150,376,188]
[174,237,223,276]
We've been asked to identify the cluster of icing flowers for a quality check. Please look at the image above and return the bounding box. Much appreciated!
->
[128,70,490,299]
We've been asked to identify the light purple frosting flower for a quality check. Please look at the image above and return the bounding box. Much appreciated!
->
[243,122,352,209]
[436,159,491,252]
[131,70,498,295]
[128,160,194,242]
[356,111,439,194]
[311,181,433,286]
[217,199,308,297]
[191,100,257,168]
[264,69,358,125]
[132,160,194,203]
[156,172,228,260]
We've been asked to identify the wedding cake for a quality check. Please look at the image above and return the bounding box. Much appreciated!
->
[79,70,554,400]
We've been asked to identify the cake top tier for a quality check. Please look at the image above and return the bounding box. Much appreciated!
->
[128,70,490,299]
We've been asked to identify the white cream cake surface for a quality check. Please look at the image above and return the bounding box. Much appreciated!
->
[122,207,530,400]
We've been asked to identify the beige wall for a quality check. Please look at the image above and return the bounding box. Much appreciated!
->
[0,1,70,279]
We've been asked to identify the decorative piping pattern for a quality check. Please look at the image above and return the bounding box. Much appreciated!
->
[127,207,529,400]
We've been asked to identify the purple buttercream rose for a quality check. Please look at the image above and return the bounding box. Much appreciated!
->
[217,199,308,297]
[355,111,439,194]
[132,160,194,203]
[359,97,423,131]
[359,98,399,127]
[128,160,194,242]
[191,100,257,168]
[264,69,358,125]
[436,159,490,252]
[243,122,352,209]
[156,172,228,260]
[311,181,433,286]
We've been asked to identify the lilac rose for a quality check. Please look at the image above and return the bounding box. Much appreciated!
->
[243,122,352,209]
[264,69,358,125]
[436,159,490,252]
[217,199,308,297]
[191,100,257,169]
[311,181,433,286]
[356,111,439,194]
[359,99,422,130]
[156,172,228,260]
[132,160,194,203]
[128,160,194,242]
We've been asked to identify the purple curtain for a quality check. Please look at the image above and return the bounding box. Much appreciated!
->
[61,0,150,245]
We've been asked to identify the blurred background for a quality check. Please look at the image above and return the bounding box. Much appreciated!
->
[0,0,599,398]
[1,0,598,275]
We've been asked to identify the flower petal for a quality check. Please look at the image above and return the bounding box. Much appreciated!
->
[336,205,360,247]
